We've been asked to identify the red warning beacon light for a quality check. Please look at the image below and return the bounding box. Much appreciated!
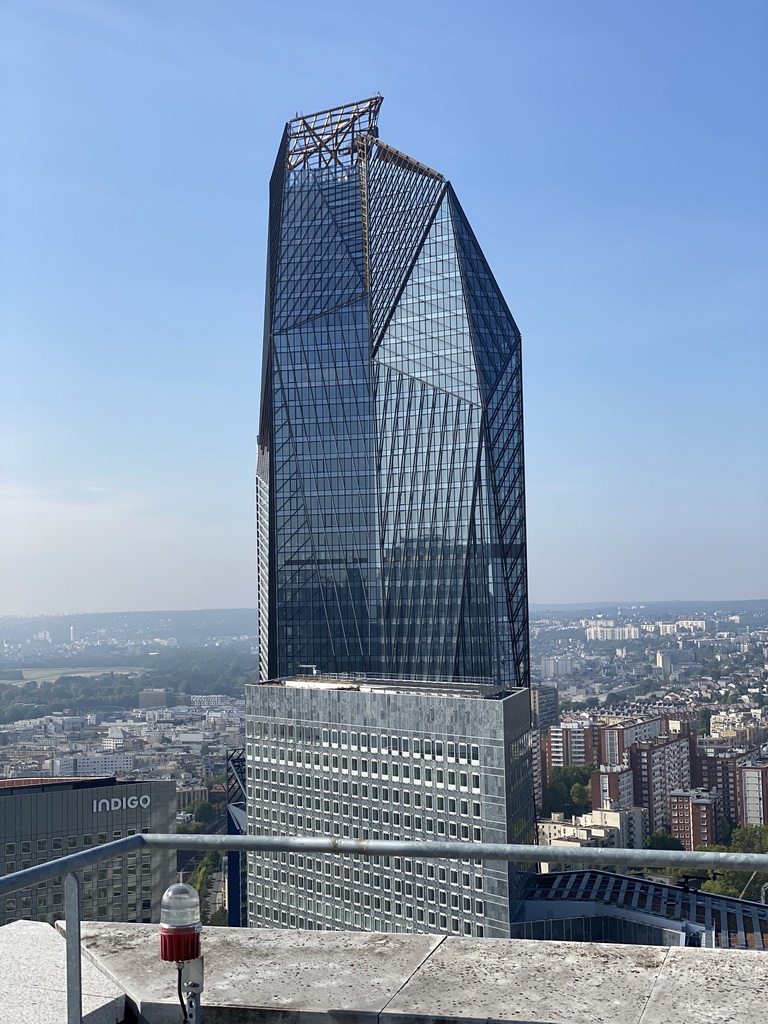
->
[159,883,202,963]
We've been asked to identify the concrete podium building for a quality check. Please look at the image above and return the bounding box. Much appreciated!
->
[246,674,534,936]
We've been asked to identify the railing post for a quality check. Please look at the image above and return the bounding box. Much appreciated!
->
[65,872,82,1024]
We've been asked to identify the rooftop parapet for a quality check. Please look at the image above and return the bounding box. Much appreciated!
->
[46,921,768,1024]
[4,835,768,1020]
[251,671,515,699]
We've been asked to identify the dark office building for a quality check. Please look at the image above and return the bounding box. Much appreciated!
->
[0,777,176,927]
[257,97,529,688]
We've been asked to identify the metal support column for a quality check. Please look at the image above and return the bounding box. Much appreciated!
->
[179,957,204,1024]
[65,872,82,1024]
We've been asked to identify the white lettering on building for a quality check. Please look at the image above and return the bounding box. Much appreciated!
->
[92,795,151,813]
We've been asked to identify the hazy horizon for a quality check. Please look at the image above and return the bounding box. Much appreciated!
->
[2,598,767,621]
[2,1,766,616]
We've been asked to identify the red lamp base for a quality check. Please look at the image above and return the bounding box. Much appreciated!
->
[160,924,201,963]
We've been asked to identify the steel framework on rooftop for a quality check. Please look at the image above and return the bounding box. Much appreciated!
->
[286,96,383,170]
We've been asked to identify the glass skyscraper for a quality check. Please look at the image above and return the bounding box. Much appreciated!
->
[257,97,529,688]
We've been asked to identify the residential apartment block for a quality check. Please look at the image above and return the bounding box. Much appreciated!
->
[51,753,134,776]
[537,804,647,872]
[543,721,598,782]
[630,734,694,833]
[530,685,559,731]
[599,718,663,766]
[584,626,640,641]
[740,763,768,826]
[591,765,635,811]
[670,789,720,850]
[694,749,752,825]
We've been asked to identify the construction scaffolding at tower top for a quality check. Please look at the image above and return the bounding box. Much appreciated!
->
[285,96,383,170]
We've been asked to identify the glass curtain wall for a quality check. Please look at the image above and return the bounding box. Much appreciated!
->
[258,99,529,688]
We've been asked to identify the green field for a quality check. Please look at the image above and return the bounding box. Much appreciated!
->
[6,666,152,686]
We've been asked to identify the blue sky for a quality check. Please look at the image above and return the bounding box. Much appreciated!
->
[1,0,766,615]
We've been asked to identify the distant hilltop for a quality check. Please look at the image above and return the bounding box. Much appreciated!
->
[0,609,258,646]
[530,599,767,614]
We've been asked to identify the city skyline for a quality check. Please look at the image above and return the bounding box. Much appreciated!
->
[2,1,766,616]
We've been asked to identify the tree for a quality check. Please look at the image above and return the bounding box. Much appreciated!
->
[542,780,569,815]
[550,764,595,790]
[176,820,206,834]
[541,765,594,816]
[193,801,216,823]
[647,832,685,851]
[696,708,712,735]
[701,825,768,899]
[570,783,591,813]
[731,825,768,855]
[611,689,632,703]
[718,815,734,847]
[188,849,223,924]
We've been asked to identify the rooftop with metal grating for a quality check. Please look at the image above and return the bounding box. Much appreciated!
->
[527,869,768,950]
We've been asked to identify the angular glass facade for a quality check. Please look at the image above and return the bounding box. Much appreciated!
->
[258,98,529,688]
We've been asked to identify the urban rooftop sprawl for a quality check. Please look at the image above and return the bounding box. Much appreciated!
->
[1,602,765,832]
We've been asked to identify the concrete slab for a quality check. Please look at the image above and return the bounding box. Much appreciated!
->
[0,919,124,1024]
[40,923,768,1024]
[381,937,669,1024]
[69,922,444,1023]
[641,946,768,1024]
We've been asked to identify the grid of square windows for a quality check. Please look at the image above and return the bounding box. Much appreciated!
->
[244,705,522,938]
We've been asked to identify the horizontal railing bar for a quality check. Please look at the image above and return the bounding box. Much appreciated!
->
[0,834,145,898]
[4,832,768,898]
[141,834,768,873]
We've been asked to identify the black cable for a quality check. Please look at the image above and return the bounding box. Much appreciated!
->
[177,965,189,1023]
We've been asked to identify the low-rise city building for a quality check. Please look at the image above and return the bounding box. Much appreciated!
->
[50,753,134,776]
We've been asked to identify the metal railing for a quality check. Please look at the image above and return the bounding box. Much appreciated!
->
[3,834,768,1024]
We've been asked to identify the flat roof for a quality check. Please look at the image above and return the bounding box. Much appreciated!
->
[0,776,119,796]
[0,777,82,788]
[28,920,768,1021]
[252,674,521,700]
